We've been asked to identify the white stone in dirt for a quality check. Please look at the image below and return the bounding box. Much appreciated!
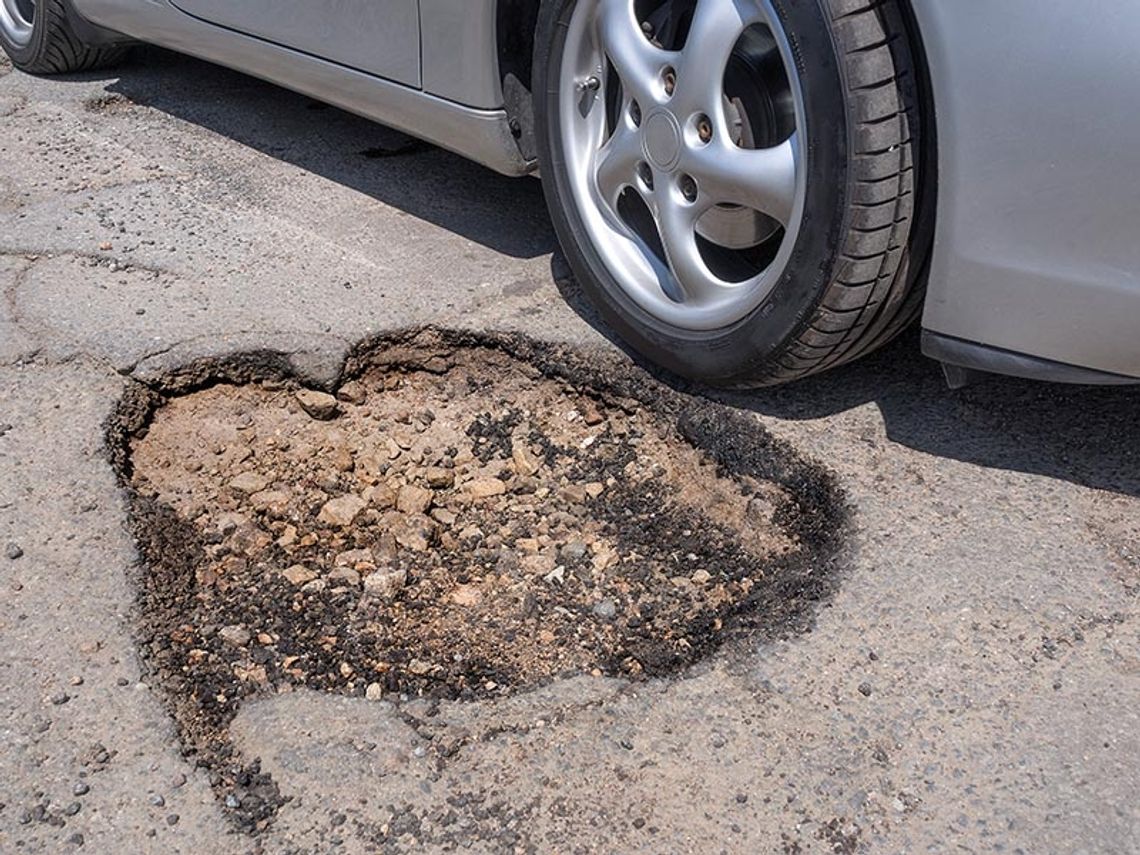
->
[318,494,367,527]
[280,564,316,585]
[365,682,384,701]
[295,389,340,420]
[690,569,712,585]
[363,565,407,600]
[396,484,434,515]
[219,625,251,647]
[464,477,507,499]
[230,471,270,494]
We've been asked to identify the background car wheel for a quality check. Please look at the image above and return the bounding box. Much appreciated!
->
[0,0,126,74]
[534,0,932,386]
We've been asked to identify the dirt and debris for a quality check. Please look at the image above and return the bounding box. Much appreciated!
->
[108,329,848,832]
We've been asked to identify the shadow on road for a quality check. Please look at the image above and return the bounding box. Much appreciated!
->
[102,47,556,260]
[553,264,1140,498]
[85,49,1140,499]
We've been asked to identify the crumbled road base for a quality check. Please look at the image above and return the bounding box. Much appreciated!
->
[109,331,846,833]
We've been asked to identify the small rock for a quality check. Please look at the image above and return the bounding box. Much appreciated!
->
[407,659,432,676]
[166,813,180,826]
[337,381,367,405]
[229,472,269,494]
[425,467,455,489]
[560,541,589,562]
[465,477,507,499]
[5,542,23,560]
[318,494,367,527]
[50,691,71,706]
[584,482,605,499]
[690,569,712,585]
[858,681,873,697]
[250,490,289,515]
[511,440,540,477]
[280,564,317,585]
[224,794,241,809]
[430,507,457,527]
[295,389,340,420]
[592,599,618,620]
[148,793,165,807]
[364,483,397,509]
[218,625,251,647]
[67,833,84,847]
[365,682,384,701]
[171,773,187,789]
[328,566,361,588]
[363,566,407,600]
[335,548,375,569]
[72,782,89,797]
[397,484,434,515]
[450,584,483,607]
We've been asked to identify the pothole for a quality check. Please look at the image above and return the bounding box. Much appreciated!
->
[107,329,848,832]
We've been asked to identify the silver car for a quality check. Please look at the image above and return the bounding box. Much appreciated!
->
[4,0,1138,387]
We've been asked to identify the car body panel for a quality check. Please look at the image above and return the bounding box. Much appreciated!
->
[420,0,502,109]
[69,0,532,176]
[63,0,1140,382]
[909,0,1140,380]
[168,0,421,87]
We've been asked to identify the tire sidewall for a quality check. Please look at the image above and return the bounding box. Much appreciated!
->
[535,0,851,385]
[0,0,47,67]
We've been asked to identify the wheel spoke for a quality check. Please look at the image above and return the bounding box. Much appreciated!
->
[684,135,798,225]
[597,0,676,106]
[654,193,724,302]
[674,0,764,114]
[593,120,643,210]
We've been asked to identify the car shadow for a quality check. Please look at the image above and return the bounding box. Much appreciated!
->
[90,49,1140,499]
[552,263,1140,499]
[100,47,556,261]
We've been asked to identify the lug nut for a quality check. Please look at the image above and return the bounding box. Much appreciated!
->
[663,67,676,96]
[697,115,713,143]
[680,175,698,202]
[637,162,654,190]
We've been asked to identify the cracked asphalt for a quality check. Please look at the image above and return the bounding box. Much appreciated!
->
[2,47,1139,854]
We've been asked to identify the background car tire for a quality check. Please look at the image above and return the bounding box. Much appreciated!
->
[534,0,933,386]
[0,0,126,74]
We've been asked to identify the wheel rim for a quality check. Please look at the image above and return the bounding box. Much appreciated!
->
[0,0,35,46]
[559,0,808,331]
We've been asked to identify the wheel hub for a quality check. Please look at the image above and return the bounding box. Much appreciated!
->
[558,0,807,330]
[642,110,682,171]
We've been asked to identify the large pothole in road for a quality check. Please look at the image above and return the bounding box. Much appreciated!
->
[108,330,847,832]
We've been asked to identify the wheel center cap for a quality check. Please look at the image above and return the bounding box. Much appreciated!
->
[643,111,682,171]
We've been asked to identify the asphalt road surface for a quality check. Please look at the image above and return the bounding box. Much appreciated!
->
[2,47,1138,854]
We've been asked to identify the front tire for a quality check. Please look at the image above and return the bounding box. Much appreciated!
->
[535,0,930,386]
[0,0,126,74]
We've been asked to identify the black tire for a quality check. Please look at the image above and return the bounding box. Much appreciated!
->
[0,0,126,74]
[535,0,933,387]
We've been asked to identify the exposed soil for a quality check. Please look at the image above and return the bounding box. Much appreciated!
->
[108,329,848,832]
